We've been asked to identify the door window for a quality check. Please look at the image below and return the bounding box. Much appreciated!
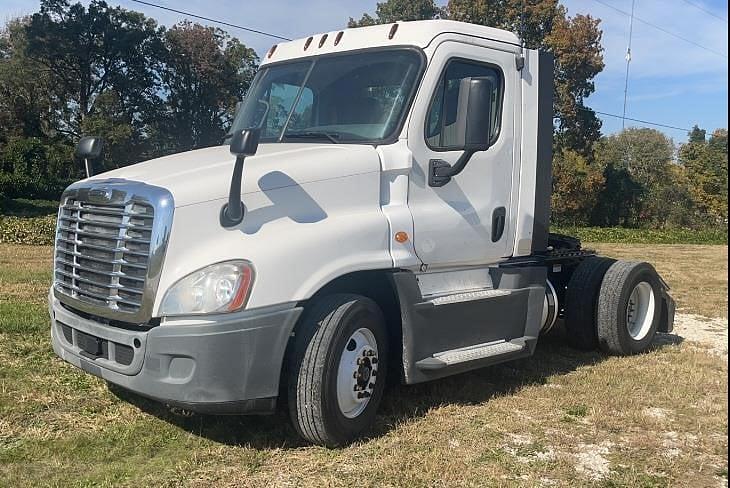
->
[426,59,503,150]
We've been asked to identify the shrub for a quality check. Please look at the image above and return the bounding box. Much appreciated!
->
[553,226,728,245]
[0,215,56,245]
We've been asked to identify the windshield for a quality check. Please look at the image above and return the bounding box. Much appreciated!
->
[228,49,423,144]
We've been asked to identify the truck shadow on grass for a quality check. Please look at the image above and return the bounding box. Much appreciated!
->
[109,330,683,449]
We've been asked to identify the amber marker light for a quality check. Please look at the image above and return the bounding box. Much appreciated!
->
[395,231,409,243]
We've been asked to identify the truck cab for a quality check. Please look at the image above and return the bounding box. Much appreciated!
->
[49,20,675,446]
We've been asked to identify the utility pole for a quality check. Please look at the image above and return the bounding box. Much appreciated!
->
[622,0,636,131]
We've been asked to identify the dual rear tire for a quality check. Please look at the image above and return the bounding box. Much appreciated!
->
[565,259,662,356]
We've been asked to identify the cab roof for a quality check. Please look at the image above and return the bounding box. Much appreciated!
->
[261,20,521,65]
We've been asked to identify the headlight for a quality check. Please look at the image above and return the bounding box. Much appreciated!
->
[160,260,254,316]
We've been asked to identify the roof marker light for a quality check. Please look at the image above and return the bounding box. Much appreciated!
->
[304,36,313,50]
[267,44,277,58]
[388,23,399,39]
[334,31,343,46]
[318,33,328,48]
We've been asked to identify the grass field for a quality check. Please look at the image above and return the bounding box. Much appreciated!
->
[0,244,727,487]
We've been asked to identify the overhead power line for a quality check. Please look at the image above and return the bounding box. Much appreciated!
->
[679,0,728,24]
[585,108,692,132]
[590,0,728,59]
[128,0,292,41]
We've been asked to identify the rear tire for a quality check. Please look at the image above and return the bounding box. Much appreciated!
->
[564,257,616,350]
[287,294,388,447]
[596,261,662,355]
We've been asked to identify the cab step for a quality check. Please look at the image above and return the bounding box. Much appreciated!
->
[414,288,512,311]
[415,338,528,370]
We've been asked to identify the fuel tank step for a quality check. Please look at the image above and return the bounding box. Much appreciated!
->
[415,339,527,370]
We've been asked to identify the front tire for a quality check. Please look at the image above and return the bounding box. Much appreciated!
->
[596,261,662,355]
[287,294,388,447]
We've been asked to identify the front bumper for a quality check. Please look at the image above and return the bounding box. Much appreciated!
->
[49,290,302,414]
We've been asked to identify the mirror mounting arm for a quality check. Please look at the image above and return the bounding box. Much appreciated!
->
[428,149,476,187]
[221,128,260,228]
[220,155,247,227]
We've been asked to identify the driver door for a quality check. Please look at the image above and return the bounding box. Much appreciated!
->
[407,42,517,268]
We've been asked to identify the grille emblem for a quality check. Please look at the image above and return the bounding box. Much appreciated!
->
[88,188,113,202]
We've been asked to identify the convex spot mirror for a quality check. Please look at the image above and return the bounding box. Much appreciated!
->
[75,136,104,178]
[229,128,260,157]
[428,76,495,187]
[75,136,104,160]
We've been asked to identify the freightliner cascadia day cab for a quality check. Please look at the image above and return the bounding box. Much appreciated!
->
[49,20,676,446]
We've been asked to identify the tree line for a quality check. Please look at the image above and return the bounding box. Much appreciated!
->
[1,0,727,229]
[0,0,257,199]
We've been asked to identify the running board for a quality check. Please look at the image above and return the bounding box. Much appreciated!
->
[416,338,528,370]
[414,289,512,311]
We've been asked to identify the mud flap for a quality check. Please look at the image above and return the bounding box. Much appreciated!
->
[659,288,676,334]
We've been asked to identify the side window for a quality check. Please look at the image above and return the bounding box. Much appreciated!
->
[426,59,503,149]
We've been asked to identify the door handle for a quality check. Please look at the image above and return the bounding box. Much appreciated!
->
[492,207,506,242]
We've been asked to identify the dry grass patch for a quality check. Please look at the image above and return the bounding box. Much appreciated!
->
[0,244,727,487]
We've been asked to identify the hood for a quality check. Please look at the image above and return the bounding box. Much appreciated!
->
[89,143,382,207]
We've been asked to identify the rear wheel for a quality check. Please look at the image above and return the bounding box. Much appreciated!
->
[287,294,388,446]
[596,261,662,355]
[564,257,616,350]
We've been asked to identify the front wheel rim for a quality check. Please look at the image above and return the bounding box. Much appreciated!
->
[626,281,656,341]
[336,328,379,419]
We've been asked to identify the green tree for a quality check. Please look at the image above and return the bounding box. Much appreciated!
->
[0,18,75,196]
[0,19,57,143]
[551,148,605,225]
[680,128,728,223]
[593,128,679,227]
[349,0,443,27]
[159,22,258,152]
[24,0,165,165]
[688,124,706,143]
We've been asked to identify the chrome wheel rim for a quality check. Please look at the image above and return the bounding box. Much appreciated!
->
[626,281,656,341]
[336,328,379,419]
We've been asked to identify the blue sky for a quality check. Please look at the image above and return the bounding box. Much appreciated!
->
[2,0,728,143]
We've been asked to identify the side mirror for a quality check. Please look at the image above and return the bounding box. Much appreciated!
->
[221,128,261,228]
[429,77,495,187]
[75,136,104,178]
[454,77,494,151]
[229,128,260,157]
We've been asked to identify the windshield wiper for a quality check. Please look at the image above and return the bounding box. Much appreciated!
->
[283,132,340,144]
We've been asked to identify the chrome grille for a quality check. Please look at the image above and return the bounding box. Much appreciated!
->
[55,199,153,312]
[53,180,174,324]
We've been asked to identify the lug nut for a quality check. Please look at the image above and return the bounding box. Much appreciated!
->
[371,358,378,364]
[369,383,375,389]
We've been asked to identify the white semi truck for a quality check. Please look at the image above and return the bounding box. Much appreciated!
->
[49,20,675,446]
